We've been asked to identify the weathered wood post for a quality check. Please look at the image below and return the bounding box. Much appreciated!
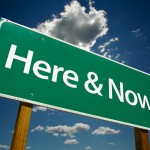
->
[10,102,33,150]
[134,127,150,150]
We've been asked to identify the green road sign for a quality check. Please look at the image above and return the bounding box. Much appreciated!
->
[0,18,150,129]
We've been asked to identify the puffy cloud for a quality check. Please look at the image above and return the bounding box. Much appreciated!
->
[84,146,92,149]
[64,139,79,145]
[32,106,48,112]
[0,144,9,149]
[31,123,90,138]
[35,0,124,63]
[45,123,90,138]
[92,126,120,135]
[37,0,108,51]
[31,125,45,132]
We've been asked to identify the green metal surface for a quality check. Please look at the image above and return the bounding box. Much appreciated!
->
[0,18,150,129]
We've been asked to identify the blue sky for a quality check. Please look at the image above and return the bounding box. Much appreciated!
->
[0,0,150,149]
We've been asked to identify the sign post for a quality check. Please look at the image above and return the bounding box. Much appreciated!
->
[10,102,33,150]
[134,128,149,150]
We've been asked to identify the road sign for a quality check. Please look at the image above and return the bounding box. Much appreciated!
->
[0,18,150,129]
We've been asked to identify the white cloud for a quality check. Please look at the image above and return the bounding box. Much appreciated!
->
[31,125,45,132]
[98,37,121,61]
[132,28,140,33]
[132,28,142,38]
[32,106,48,112]
[84,146,92,149]
[132,28,148,41]
[45,123,90,138]
[64,139,79,145]
[26,146,31,149]
[108,142,116,145]
[0,144,9,149]
[99,37,119,53]
[37,0,108,51]
[92,126,120,135]
[31,123,90,138]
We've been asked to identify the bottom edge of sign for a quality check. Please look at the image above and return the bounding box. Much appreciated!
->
[0,93,149,131]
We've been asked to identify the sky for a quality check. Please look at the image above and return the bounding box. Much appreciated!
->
[0,0,150,149]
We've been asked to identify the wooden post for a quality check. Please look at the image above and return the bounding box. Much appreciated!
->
[134,127,150,150]
[10,102,33,150]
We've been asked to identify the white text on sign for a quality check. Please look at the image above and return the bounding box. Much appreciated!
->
[5,44,150,111]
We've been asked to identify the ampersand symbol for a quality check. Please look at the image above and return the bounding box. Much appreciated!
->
[84,72,103,96]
